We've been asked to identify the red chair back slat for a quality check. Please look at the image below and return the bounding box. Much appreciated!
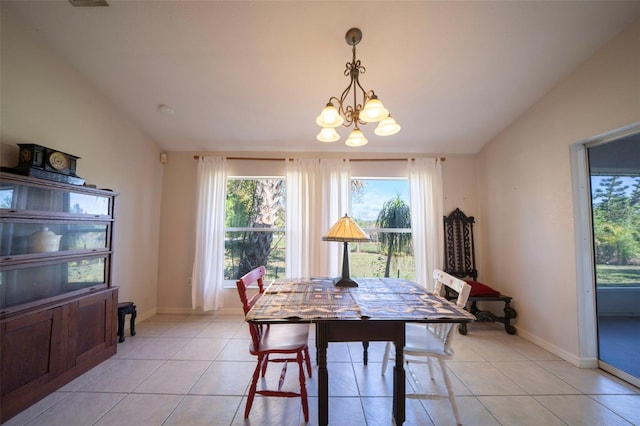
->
[236,265,266,314]
[236,265,267,350]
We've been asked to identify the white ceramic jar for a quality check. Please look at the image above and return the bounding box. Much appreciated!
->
[28,227,62,253]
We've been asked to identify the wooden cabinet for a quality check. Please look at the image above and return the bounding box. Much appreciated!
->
[0,172,118,423]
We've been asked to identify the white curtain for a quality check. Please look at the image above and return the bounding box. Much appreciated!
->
[286,158,349,278]
[319,159,350,277]
[191,156,227,311]
[408,158,443,290]
[285,158,320,278]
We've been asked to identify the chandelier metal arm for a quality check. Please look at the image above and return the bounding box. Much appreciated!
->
[333,45,372,127]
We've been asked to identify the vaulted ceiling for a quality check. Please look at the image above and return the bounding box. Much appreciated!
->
[3,1,640,154]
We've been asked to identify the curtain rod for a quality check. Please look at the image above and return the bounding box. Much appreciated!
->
[193,155,446,162]
[193,156,285,161]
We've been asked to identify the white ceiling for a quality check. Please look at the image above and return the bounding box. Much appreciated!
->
[3,1,640,154]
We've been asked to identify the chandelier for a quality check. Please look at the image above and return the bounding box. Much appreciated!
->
[316,28,400,147]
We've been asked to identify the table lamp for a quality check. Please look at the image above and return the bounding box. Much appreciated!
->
[323,213,371,287]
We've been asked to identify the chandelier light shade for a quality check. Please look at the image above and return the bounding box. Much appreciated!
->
[316,28,400,147]
[345,128,368,147]
[359,95,389,123]
[316,104,345,128]
[374,115,401,136]
[323,213,371,287]
[317,127,340,143]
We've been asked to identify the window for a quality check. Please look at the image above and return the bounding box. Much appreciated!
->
[224,177,286,281]
[590,174,640,287]
[350,178,414,280]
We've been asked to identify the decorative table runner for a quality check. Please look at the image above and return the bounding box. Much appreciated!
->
[246,277,476,322]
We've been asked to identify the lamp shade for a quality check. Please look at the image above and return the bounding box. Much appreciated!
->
[374,115,401,136]
[315,104,344,128]
[359,96,389,123]
[345,129,368,147]
[322,214,371,242]
[317,127,340,142]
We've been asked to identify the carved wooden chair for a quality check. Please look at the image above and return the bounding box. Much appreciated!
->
[235,265,312,422]
[381,269,471,425]
[443,208,517,334]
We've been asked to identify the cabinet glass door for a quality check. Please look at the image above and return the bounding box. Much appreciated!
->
[0,221,110,257]
[0,256,108,310]
[0,181,111,217]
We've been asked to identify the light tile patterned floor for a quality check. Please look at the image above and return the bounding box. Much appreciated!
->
[4,314,639,426]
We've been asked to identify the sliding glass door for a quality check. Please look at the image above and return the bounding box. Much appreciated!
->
[587,135,640,385]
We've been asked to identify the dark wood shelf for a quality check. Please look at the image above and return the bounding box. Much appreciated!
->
[0,172,119,423]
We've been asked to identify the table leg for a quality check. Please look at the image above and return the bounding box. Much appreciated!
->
[393,325,406,425]
[317,323,329,426]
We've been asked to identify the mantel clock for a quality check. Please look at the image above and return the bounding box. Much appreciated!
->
[14,143,85,185]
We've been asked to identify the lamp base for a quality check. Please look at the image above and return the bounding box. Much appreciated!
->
[333,277,358,287]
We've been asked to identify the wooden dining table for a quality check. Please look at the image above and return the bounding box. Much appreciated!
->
[245,277,475,425]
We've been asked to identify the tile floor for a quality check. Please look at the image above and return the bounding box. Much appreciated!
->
[4,314,640,426]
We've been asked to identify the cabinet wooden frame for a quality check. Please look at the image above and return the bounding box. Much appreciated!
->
[0,172,119,423]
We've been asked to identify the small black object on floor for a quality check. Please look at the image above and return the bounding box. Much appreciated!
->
[117,302,137,343]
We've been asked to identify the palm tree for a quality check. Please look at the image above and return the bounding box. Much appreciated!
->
[237,178,284,277]
[375,196,412,277]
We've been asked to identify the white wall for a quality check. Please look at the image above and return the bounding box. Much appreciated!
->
[0,7,483,319]
[0,10,164,319]
[156,152,198,311]
[156,153,480,313]
[477,19,640,365]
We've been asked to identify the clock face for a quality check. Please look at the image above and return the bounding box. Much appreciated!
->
[48,151,70,171]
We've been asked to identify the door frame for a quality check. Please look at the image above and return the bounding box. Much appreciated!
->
[571,122,640,386]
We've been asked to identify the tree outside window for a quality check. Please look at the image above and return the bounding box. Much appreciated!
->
[591,175,640,286]
[350,179,414,280]
[224,178,285,280]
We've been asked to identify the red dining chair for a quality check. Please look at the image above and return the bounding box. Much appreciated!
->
[236,266,312,422]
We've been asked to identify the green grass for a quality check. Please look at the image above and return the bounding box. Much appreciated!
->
[596,264,640,286]
[350,251,415,280]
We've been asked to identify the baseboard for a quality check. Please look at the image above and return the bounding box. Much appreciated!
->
[155,307,199,315]
[516,327,598,368]
[136,307,157,323]
[155,306,244,315]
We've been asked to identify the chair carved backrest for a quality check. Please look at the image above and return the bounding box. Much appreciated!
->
[443,208,478,281]
[236,265,267,352]
[430,269,471,349]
